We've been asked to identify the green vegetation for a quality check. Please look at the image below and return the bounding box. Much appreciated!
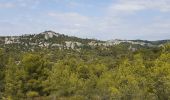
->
[0,34,170,100]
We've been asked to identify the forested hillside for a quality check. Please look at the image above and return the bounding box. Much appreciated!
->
[0,31,170,100]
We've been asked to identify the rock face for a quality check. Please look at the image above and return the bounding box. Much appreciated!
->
[5,37,20,44]
[87,39,150,47]
[103,39,143,46]
[40,31,60,40]
[5,38,13,44]
[65,41,82,49]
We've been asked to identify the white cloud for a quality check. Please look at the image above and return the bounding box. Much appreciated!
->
[0,2,15,8]
[48,12,90,28]
[0,0,41,9]
[110,3,145,12]
[47,12,91,35]
[109,0,170,13]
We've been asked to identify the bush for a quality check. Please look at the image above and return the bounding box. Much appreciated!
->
[26,91,39,98]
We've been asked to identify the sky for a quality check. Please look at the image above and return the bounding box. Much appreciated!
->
[0,0,170,40]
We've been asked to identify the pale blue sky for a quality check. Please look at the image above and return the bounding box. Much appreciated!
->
[0,0,170,40]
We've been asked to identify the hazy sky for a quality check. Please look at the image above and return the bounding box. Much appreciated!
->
[0,0,170,40]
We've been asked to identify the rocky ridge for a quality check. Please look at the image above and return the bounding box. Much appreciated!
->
[0,31,169,51]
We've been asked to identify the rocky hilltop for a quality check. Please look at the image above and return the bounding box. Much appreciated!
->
[0,31,169,51]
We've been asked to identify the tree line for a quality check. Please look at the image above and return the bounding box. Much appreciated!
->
[0,43,170,100]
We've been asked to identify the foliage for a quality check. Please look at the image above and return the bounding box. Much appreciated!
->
[0,42,170,100]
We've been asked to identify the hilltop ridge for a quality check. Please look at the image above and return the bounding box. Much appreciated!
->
[0,31,169,52]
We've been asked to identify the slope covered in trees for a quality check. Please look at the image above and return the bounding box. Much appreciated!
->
[0,32,169,100]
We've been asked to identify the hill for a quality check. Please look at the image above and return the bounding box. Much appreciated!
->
[0,31,169,52]
[0,31,170,100]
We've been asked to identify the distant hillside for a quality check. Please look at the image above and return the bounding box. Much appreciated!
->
[0,31,169,52]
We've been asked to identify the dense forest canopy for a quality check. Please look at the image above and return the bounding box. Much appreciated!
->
[0,32,170,100]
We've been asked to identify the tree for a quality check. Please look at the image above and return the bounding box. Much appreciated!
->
[20,53,51,97]
[151,52,170,100]
[4,58,23,99]
[0,48,8,98]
